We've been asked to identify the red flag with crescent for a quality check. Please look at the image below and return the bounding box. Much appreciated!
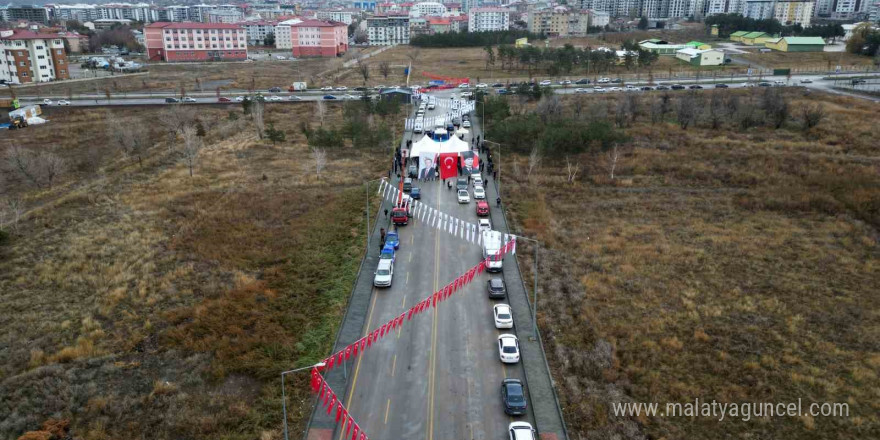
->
[351,423,359,440]
[439,152,458,180]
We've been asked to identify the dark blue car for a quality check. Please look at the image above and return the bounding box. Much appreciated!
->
[385,231,400,250]
[323,95,337,100]
[410,187,421,200]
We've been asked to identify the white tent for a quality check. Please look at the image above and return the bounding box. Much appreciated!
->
[409,134,471,158]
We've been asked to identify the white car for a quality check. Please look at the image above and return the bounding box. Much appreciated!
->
[462,120,471,128]
[460,91,473,98]
[457,189,470,204]
[234,96,245,102]
[289,95,302,101]
[800,78,813,84]
[608,87,622,92]
[598,77,611,83]
[508,422,536,440]
[458,83,470,88]
[42,99,53,105]
[57,99,70,106]
[497,334,520,363]
[267,95,283,101]
[373,259,393,287]
[539,80,552,86]
[475,83,488,88]
[473,174,483,186]
[275,55,287,60]
[344,94,358,100]
[183,97,197,102]
[593,87,606,93]
[336,86,348,91]
[494,304,514,329]
[428,102,436,110]
[321,86,334,91]
[473,185,486,199]
[479,218,492,232]
[575,88,589,93]
[743,82,756,88]
[625,85,639,91]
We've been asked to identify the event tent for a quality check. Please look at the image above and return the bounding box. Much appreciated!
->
[409,133,471,158]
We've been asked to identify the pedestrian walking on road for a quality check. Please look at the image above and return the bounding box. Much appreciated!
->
[380,228,386,244]
[384,209,388,218]
[493,170,497,180]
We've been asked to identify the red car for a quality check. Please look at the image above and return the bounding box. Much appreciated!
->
[218,97,231,102]
[391,207,409,226]
[476,200,489,216]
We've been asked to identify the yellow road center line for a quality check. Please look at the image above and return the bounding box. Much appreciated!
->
[409,252,413,262]
[385,399,391,424]
[427,186,441,440]
[391,354,397,377]
[338,288,379,440]
[406,272,409,285]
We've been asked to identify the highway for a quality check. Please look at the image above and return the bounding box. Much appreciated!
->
[334,91,534,440]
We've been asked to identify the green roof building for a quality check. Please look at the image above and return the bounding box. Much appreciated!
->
[730,31,749,41]
[764,36,826,52]
[685,41,712,49]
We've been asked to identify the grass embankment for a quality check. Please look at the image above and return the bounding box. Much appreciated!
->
[0,102,388,439]
[499,91,880,440]
[734,51,875,71]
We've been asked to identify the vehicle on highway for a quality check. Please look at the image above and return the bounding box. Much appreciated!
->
[593,87,606,93]
[268,87,282,92]
[391,207,408,226]
[597,77,611,83]
[459,83,470,88]
[413,123,423,134]
[852,79,867,85]
[625,85,639,91]
[183,97,197,102]
[267,95,283,101]
[473,185,486,199]
[758,82,772,87]
[575,78,590,84]
[473,174,483,186]
[498,334,520,363]
[218,97,232,102]
[403,177,413,192]
[380,243,395,262]
[497,89,512,95]
[655,85,670,90]
[508,422,536,440]
[488,278,507,298]
[456,177,468,191]
[275,55,287,60]
[234,96,246,101]
[494,305,514,330]
[57,99,70,105]
[688,84,703,89]
[460,91,473,98]
[492,82,505,87]
[354,87,367,91]
[539,80,552,86]
[385,230,400,249]
[479,218,492,232]
[344,94,358,99]
[427,102,435,109]
[476,200,489,216]
[447,122,455,132]
[42,99,53,105]
[289,95,302,101]
[608,87,622,92]
[165,97,180,103]
[323,95,338,100]
[452,117,461,127]
[475,83,488,88]
[457,189,470,204]
[410,187,421,200]
[559,79,572,85]
[800,79,813,84]
[611,78,623,83]
[373,259,394,288]
[462,120,471,128]
[714,83,729,88]
[335,86,348,91]
[671,84,685,90]
[501,378,526,415]
[321,86,334,91]
[574,87,588,93]
[773,80,786,86]
[742,82,756,87]
[641,86,653,91]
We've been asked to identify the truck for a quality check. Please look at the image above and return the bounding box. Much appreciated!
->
[289,82,307,92]
[482,230,503,272]
[8,105,41,129]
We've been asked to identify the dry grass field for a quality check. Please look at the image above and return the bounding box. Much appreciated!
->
[0,102,391,439]
[501,91,880,439]
[734,50,876,71]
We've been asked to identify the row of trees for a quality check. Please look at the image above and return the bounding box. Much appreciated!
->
[846,23,880,56]
[485,43,659,77]
[705,14,845,41]
[411,30,542,48]
[300,97,402,150]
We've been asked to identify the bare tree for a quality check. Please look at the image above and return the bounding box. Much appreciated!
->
[107,115,150,167]
[252,100,265,139]
[2,197,24,230]
[614,97,629,128]
[626,93,640,123]
[607,144,620,180]
[310,147,327,178]
[379,61,391,80]
[527,146,542,178]
[761,88,789,129]
[4,146,66,189]
[572,95,586,118]
[707,91,725,130]
[180,126,201,177]
[801,103,825,131]
[649,96,663,125]
[357,59,370,85]
[158,105,196,150]
[315,100,326,126]
[405,48,421,69]
[676,92,697,130]
[535,95,562,124]
[565,156,580,183]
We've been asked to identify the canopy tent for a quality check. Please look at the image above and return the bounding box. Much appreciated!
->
[409,134,471,158]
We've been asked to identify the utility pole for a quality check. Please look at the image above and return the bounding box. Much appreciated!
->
[281,362,326,440]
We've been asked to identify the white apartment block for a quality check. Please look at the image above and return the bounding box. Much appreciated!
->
[0,30,70,84]
[468,7,511,32]
[274,18,303,49]
[241,21,276,45]
[706,0,745,15]
[367,16,410,45]
[528,8,592,36]
[590,10,611,25]
[774,0,814,26]
[410,1,448,16]
[742,0,775,18]
[316,9,360,24]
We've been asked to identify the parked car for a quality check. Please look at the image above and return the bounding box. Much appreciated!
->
[385,230,400,249]
[456,177,468,191]
[459,83,470,88]
[57,99,70,106]
[476,200,490,216]
[475,83,488,88]
[473,185,486,199]
[218,97,232,102]
[494,304,514,329]
[492,82,505,87]
[497,334,520,363]
[457,189,470,204]
[165,97,180,103]
[473,174,483,186]
[714,83,729,88]
[575,78,591,84]
[410,187,421,200]
[488,278,506,299]
[479,218,492,232]
[501,378,527,415]
[404,177,413,191]
[508,422,536,440]
[373,259,394,287]
[321,86,334,91]
[462,120,471,128]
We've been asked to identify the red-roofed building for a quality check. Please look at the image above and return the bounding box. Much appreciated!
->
[144,22,247,62]
[290,20,348,58]
[0,29,70,84]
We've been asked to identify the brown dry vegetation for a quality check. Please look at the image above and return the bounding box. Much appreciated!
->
[503,91,880,439]
[0,102,391,439]
[734,50,875,71]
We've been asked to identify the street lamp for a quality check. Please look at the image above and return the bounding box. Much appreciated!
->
[281,361,327,440]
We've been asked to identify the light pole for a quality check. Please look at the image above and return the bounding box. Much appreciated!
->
[281,361,326,440]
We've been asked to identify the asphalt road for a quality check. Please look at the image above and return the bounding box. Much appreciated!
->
[334,91,534,440]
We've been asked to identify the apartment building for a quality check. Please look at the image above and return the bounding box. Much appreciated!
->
[775,0,814,26]
[742,0,775,18]
[207,9,245,23]
[241,21,277,46]
[50,3,157,23]
[316,8,361,24]
[4,5,50,24]
[410,1,448,16]
[468,7,511,32]
[367,15,410,45]
[528,7,592,37]
[145,22,247,62]
[290,19,348,57]
[0,29,69,84]
[274,18,303,49]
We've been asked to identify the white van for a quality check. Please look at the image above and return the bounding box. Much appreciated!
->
[374,259,393,287]
[414,123,423,134]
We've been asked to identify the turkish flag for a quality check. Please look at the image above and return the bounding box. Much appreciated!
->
[359,433,367,440]
[439,153,458,180]
[351,423,359,440]
[345,416,353,438]
[345,345,352,360]
[326,356,335,371]
[336,404,344,423]
[360,338,367,351]
[477,261,485,274]
[407,307,415,320]
[327,393,336,415]
[337,351,345,365]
